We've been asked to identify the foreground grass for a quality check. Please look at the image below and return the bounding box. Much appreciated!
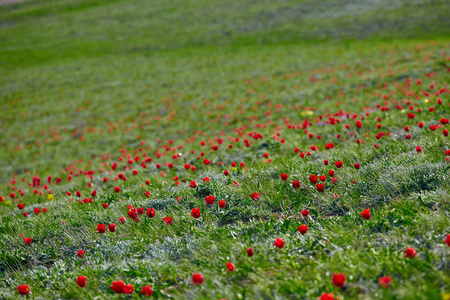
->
[0,0,450,299]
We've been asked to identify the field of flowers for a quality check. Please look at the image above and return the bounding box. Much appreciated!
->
[1,0,450,299]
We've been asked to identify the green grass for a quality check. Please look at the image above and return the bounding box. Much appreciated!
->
[0,0,450,299]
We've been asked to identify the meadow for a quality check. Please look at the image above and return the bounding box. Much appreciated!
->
[0,0,449,299]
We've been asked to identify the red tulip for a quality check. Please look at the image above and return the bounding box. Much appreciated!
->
[77,275,87,288]
[280,173,288,181]
[301,210,309,217]
[163,217,173,225]
[354,163,360,169]
[17,203,24,210]
[360,209,371,220]
[316,183,324,192]
[250,192,260,201]
[108,223,116,232]
[190,208,201,218]
[309,174,318,184]
[218,200,226,208]
[140,285,153,296]
[110,280,125,293]
[77,249,86,258]
[17,285,30,295]
[405,247,417,258]
[226,262,235,272]
[147,208,156,218]
[298,224,308,235]
[292,180,301,189]
[205,195,215,205]
[320,293,335,300]
[23,237,32,245]
[189,181,198,188]
[192,273,204,286]
[114,186,120,193]
[247,247,254,257]
[332,272,346,287]
[95,224,106,233]
[379,276,391,288]
[273,238,284,249]
[334,160,343,168]
[123,284,134,294]
[445,234,450,247]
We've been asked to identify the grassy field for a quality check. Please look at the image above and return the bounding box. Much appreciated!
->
[0,0,450,299]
